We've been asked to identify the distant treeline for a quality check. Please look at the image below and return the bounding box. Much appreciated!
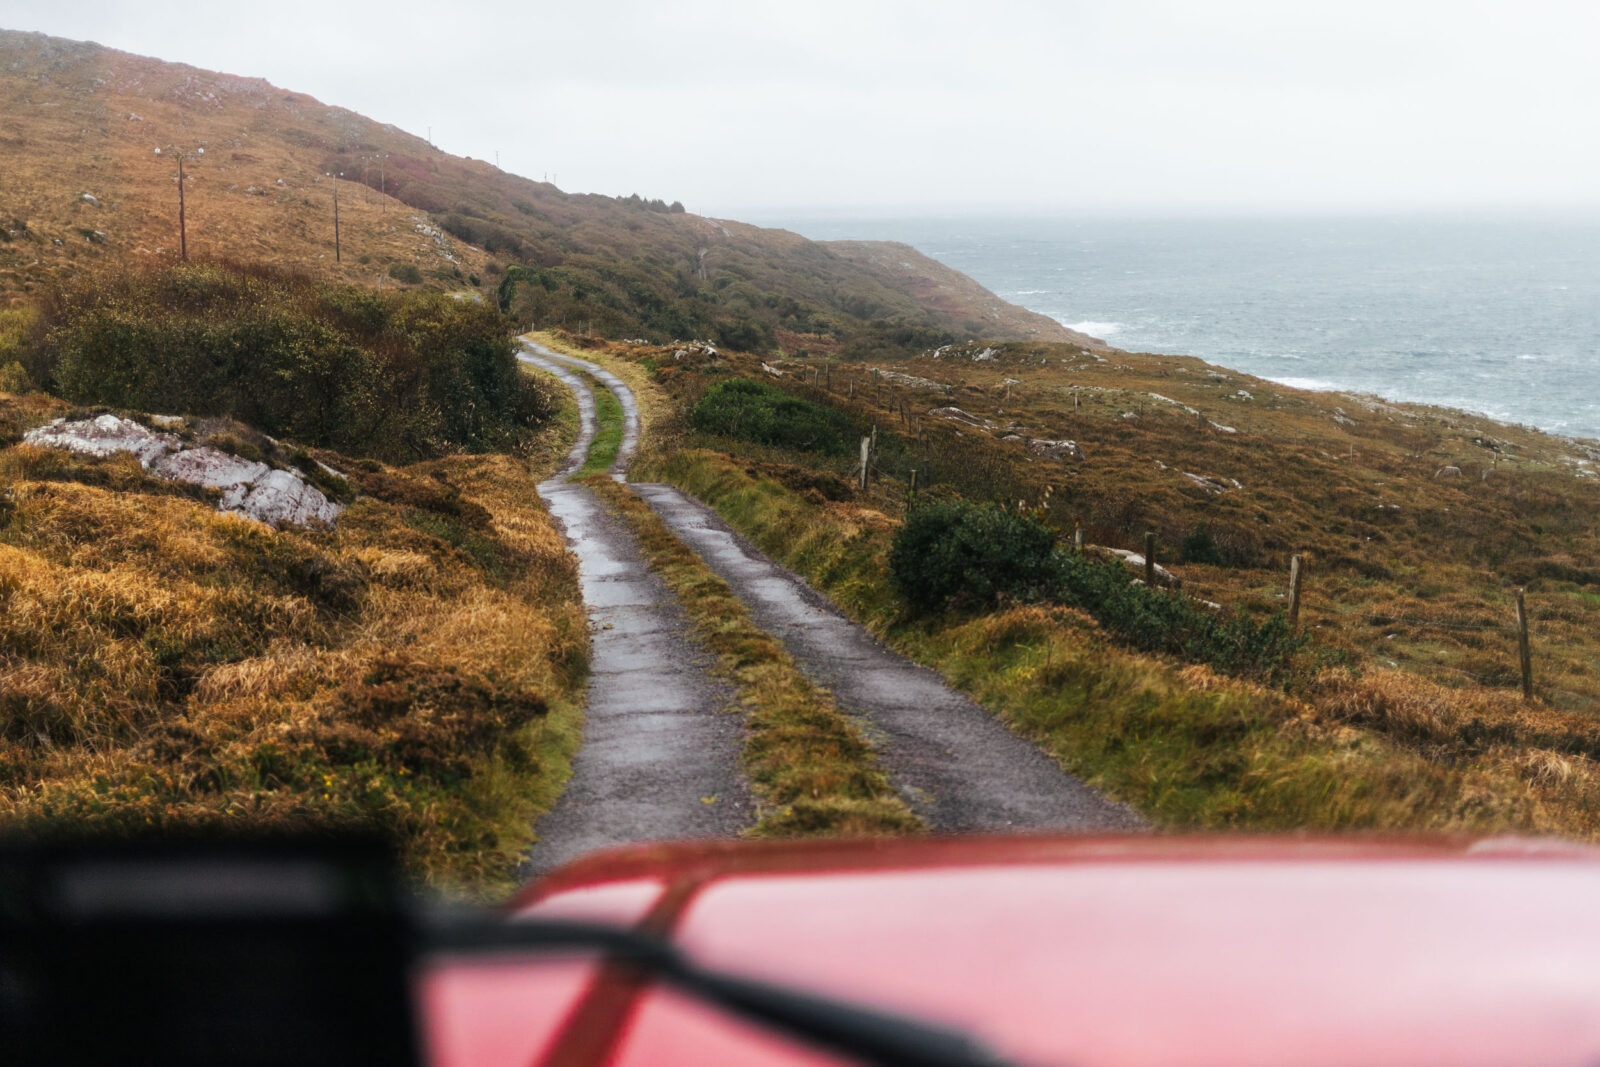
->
[22,262,551,460]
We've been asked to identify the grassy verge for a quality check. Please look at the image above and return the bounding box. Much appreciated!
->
[0,395,588,899]
[640,448,1600,837]
[580,474,920,836]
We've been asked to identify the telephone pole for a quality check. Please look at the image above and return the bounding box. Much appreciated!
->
[156,145,202,261]
[327,171,342,263]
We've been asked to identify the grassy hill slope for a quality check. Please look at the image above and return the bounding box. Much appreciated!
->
[0,28,1084,356]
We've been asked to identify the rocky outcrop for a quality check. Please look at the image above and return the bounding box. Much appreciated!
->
[928,406,996,430]
[1027,438,1086,462]
[23,414,342,527]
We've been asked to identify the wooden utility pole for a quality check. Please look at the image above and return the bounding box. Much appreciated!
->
[330,171,342,263]
[1516,588,1534,701]
[1143,531,1156,587]
[1287,554,1304,632]
[176,153,187,261]
[156,145,201,261]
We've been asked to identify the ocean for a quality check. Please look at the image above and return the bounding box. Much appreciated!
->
[753,214,1600,442]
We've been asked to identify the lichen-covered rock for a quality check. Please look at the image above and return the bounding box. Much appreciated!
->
[928,406,996,429]
[149,446,269,488]
[22,415,341,527]
[24,414,179,466]
[221,468,342,526]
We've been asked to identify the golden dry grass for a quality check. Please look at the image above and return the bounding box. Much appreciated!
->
[0,397,586,896]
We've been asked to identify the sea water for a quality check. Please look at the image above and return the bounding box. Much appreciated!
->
[754,214,1600,442]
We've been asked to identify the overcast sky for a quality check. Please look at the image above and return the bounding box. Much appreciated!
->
[4,1,1598,218]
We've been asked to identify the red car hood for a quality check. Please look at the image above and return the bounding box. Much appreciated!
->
[422,835,1600,1066]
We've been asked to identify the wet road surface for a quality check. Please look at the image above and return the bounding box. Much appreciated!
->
[632,485,1144,833]
[518,344,751,876]
[522,340,1141,839]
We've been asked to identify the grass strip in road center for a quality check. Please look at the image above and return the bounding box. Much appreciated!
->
[580,475,922,837]
[577,373,625,477]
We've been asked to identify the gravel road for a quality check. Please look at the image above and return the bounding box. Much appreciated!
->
[523,341,1141,841]
[518,344,751,877]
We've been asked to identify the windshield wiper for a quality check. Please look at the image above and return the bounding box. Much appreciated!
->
[424,912,1019,1067]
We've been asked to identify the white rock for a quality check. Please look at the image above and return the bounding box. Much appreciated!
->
[22,415,340,528]
[150,447,269,488]
[222,468,342,527]
[928,407,996,429]
[23,414,179,466]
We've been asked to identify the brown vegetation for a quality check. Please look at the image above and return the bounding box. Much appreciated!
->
[0,29,1073,357]
[0,393,586,896]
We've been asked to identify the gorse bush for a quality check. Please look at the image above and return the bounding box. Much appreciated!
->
[891,498,1307,684]
[690,378,856,456]
[37,263,551,460]
[890,500,1061,612]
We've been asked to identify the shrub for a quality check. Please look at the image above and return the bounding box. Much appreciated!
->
[388,262,423,284]
[690,378,855,456]
[891,499,1308,683]
[1182,524,1223,564]
[0,360,30,394]
[41,263,534,460]
[890,500,1061,612]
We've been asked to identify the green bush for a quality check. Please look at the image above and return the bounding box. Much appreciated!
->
[690,378,855,456]
[891,499,1308,683]
[388,263,423,284]
[890,500,1061,612]
[1182,524,1223,564]
[0,360,30,394]
[41,263,538,460]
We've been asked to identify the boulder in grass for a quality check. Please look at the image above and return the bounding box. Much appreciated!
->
[23,415,341,528]
[1028,439,1085,462]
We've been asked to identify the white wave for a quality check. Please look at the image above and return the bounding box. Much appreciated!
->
[1518,353,1540,361]
[1013,289,1049,296]
[1268,376,1342,392]
[1061,320,1123,337]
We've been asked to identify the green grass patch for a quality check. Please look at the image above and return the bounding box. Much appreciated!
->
[578,374,624,476]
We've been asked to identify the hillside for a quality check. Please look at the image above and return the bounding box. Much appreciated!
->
[542,328,1600,839]
[0,28,1086,355]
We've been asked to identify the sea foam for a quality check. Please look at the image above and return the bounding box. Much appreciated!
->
[1062,320,1123,337]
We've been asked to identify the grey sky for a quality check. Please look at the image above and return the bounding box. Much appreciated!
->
[3,1,1596,217]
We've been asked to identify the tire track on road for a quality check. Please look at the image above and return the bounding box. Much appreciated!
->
[518,344,751,877]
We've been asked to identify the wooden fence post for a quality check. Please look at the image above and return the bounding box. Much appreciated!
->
[908,469,917,500]
[858,436,871,491]
[1516,588,1533,701]
[1143,531,1156,587]
[1287,554,1303,632]
[1073,524,1083,554]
